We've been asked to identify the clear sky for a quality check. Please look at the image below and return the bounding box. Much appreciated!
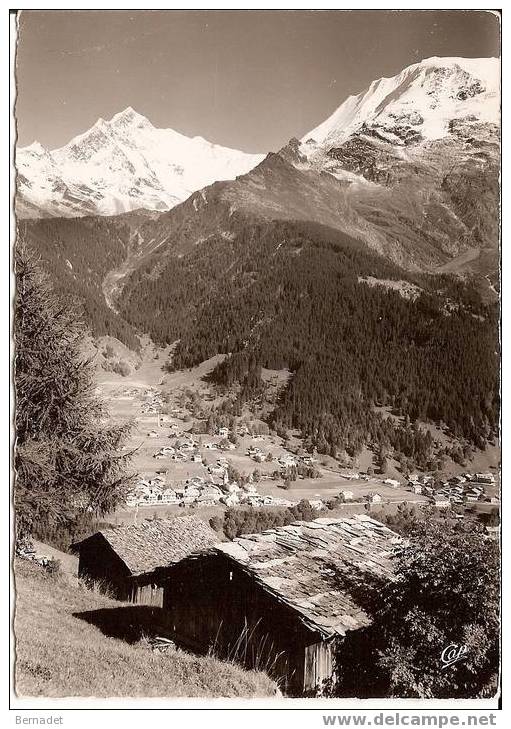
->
[15,10,500,153]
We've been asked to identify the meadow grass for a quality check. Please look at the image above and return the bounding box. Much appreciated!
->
[14,558,277,698]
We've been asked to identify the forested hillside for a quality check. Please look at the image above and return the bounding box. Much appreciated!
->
[18,208,499,466]
[18,215,142,350]
[118,219,499,465]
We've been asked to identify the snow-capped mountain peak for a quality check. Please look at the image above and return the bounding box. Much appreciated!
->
[302,56,499,152]
[22,141,48,156]
[109,106,153,130]
[16,108,265,218]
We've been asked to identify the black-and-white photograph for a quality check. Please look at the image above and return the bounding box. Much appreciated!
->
[10,7,501,709]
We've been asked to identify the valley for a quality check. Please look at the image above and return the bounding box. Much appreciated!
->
[93,342,499,532]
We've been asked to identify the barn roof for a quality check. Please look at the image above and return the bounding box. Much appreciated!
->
[214,515,402,638]
[76,516,218,576]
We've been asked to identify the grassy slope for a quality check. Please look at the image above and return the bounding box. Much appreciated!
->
[14,559,277,698]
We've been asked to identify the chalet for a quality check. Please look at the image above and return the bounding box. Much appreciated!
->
[409,483,423,495]
[73,516,217,605]
[366,492,382,504]
[161,516,401,696]
[339,489,354,501]
[171,453,188,462]
[208,465,226,478]
[204,485,223,498]
[466,493,481,503]
[183,485,201,499]
[433,495,450,508]
[383,478,400,489]
[279,455,297,467]
[340,471,359,480]
[449,475,466,485]
[180,441,196,452]
[220,441,236,451]
[308,499,324,510]
[220,493,240,507]
[474,473,495,485]
[161,488,179,504]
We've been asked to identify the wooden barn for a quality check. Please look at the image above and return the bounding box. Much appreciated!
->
[72,516,217,605]
[160,515,401,696]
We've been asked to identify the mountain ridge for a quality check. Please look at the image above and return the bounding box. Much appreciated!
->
[16,107,265,219]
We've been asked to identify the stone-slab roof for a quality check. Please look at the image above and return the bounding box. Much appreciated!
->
[76,516,218,576]
[215,515,402,637]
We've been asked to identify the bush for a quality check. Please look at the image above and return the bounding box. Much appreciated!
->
[112,359,131,377]
[43,557,61,578]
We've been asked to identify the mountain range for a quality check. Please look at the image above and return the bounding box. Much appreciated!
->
[16,107,264,219]
[18,56,500,465]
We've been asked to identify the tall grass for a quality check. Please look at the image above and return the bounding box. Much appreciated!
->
[208,617,288,691]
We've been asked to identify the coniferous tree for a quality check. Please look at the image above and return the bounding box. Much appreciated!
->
[14,247,133,539]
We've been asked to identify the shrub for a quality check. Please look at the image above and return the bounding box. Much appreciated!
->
[43,557,61,578]
[112,359,131,377]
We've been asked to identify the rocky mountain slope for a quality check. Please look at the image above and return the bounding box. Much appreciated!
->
[16,107,264,218]
[81,57,498,277]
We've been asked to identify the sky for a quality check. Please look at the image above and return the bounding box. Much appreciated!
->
[15,10,500,153]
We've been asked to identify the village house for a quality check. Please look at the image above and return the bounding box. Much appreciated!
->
[72,516,218,605]
[383,478,400,489]
[220,441,236,451]
[339,489,354,501]
[160,515,401,696]
[160,488,179,504]
[308,499,324,510]
[180,440,197,452]
[449,475,466,485]
[220,493,240,507]
[208,465,226,478]
[366,492,382,504]
[171,453,188,462]
[279,454,298,468]
[409,482,423,494]
[433,495,450,508]
[340,471,360,480]
[466,492,482,503]
[473,472,495,485]
[128,482,164,506]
